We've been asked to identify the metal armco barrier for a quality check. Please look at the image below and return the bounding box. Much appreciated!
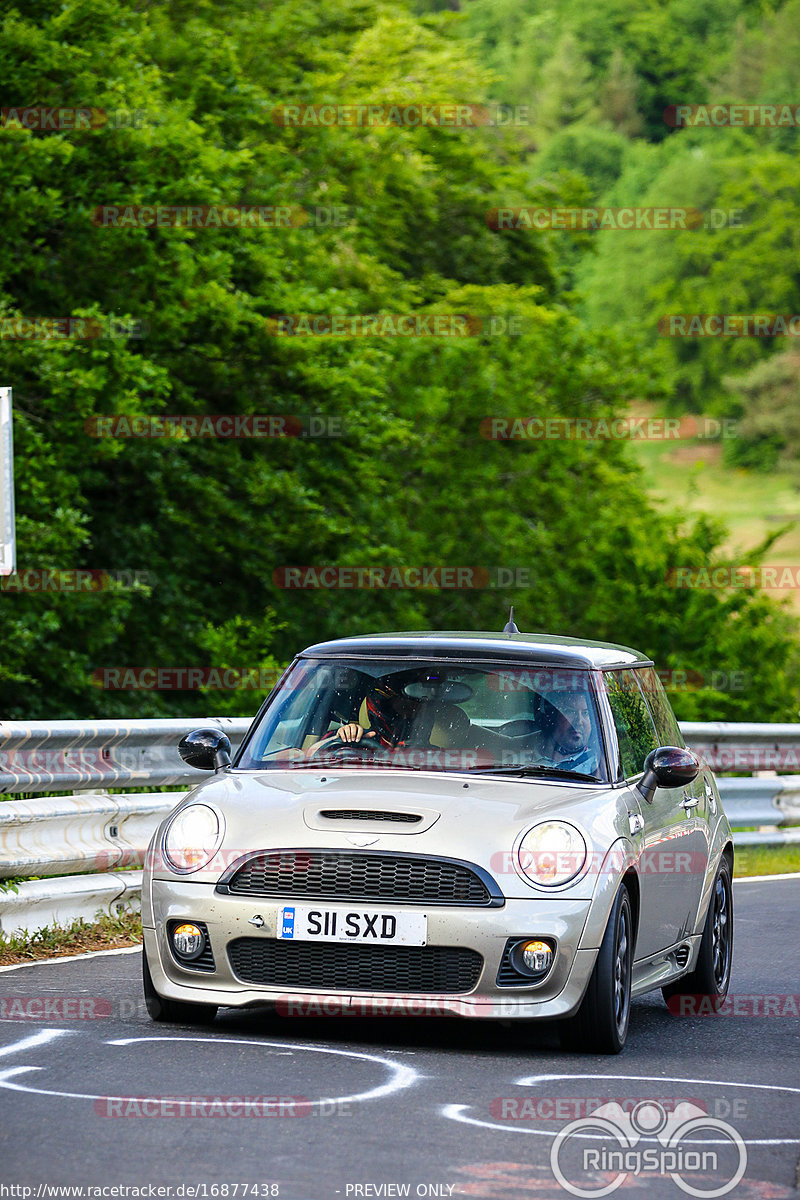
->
[0,791,185,878]
[0,719,798,938]
[0,716,250,794]
[681,721,800,772]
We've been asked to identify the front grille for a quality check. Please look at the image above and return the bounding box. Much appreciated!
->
[319,809,422,824]
[167,920,216,972]
[227,938,482,994]
[218,850,502,907]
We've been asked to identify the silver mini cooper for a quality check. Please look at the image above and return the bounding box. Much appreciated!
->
[142,630,734,1053]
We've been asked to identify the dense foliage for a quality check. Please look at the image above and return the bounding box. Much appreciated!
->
[1,0,798,723]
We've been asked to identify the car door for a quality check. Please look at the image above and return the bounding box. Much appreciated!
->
[637,667,711,940]
[602,668,702,958]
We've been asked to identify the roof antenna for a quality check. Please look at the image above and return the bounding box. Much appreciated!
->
[503,605,519,634]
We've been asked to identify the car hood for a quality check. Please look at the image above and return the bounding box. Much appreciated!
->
[154,767,631,900]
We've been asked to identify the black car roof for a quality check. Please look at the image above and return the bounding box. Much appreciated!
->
[299,631,652,669]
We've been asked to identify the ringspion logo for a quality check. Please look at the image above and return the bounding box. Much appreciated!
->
[551,1101,746,1198]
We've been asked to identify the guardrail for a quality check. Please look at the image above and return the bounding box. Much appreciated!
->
[0,719,798,939]
[0,716,250,794]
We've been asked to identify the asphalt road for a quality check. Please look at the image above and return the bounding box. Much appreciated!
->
[0,876,798,1200]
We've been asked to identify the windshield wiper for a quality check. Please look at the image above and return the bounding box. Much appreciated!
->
[467,764,602,783]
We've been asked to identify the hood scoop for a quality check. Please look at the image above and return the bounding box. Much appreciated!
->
[319,809,422,824]
[303,805,441,835]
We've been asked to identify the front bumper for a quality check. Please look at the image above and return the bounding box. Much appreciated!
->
[144,880,598,1020]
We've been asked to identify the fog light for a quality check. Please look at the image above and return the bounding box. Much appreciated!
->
[172,922,205,960]
[508,937,555,980]
[521,940,554,973]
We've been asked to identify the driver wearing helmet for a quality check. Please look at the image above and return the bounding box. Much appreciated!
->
[306,678,420,755]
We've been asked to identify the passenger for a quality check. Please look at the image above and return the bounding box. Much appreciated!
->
[534,692,601,776]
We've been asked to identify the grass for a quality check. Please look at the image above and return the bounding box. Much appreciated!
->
[627,407,800,608]
[0,909,142,966]
[732,843,800,878]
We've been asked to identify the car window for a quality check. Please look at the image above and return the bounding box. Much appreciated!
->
[636,667,685,748]
[237,658,608,779]
[602,669,659,777]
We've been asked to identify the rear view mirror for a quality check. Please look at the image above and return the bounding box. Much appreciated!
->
[638,746,700,803]
[178,728,232,772]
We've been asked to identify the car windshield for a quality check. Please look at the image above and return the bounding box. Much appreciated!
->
[235,658,608,781]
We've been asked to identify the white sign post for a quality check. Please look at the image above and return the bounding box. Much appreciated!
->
[0,387,16,576]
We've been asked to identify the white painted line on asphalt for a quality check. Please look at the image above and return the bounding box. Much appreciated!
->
[441,1071,800,1144]
[0,1034,419,1109]
[0,945,141,973]
[515,1072,800,1094]
[112,1036,419,1106]
[0,1029,72,1057]
[442,1101,800,1145]
[734,873,800,883]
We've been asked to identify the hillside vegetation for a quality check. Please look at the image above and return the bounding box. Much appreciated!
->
[1,0,798,723]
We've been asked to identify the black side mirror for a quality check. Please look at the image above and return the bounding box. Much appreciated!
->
[178,728,232,772]
[638,746,700,804]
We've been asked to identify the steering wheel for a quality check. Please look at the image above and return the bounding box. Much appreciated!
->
[306,733,378,762]
[498,718,540,738]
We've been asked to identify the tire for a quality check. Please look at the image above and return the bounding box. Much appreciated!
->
[142,948,218,1025]
[663,856,733,1013]
[560,886,632,1055]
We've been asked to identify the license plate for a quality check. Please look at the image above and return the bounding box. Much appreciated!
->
[277,905,427,946]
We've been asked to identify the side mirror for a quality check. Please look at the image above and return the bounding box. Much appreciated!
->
[178,728,232,772]
[638,746,700,804]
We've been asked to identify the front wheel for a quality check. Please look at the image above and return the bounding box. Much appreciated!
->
[142,948,218,1024]
[663,856,733,1013]
[560,886,632,1054]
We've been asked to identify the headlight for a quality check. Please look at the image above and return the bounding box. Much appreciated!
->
[163,804,224,873]
[517,820,587,887]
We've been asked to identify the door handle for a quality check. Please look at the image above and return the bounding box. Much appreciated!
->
[704,781,717,814]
